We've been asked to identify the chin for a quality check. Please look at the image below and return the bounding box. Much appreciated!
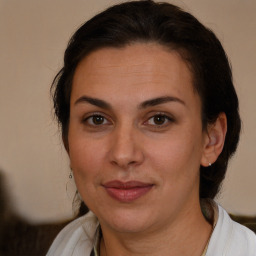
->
[97,207,155,234]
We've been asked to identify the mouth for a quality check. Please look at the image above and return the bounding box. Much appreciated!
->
[102,180,154,202]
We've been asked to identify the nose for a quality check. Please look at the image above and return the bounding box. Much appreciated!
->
[108,125,144,169]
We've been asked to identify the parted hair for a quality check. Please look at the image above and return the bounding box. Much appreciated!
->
[52,0,241,205]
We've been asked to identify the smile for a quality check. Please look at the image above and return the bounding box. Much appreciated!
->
[103,180,154,202]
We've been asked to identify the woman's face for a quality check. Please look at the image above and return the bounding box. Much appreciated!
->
[68,43,209,234]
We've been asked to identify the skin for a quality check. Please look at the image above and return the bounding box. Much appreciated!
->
[68,43,226,256]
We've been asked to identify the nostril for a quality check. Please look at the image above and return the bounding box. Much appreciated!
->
[128,160,137,166]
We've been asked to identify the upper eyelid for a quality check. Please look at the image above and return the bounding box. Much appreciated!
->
[145,111,175,119]
[146,114,174,122]
[82,114,113,128]
[142,113,175,128]
[82,112,112,123]
[82,111,109,119]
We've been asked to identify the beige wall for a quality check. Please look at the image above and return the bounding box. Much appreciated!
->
[0,0,255,223]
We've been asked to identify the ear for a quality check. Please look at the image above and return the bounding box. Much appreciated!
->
[201,113,227,167]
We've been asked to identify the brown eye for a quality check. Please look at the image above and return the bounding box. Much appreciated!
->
[146,114,173,126]
[153,115,167,125]
[92,115,105,125]
[85,115,109,126]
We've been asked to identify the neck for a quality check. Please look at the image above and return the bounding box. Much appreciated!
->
[100,199,212,256]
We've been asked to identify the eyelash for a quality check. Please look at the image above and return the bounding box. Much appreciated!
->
[82,112,174,129]
[82,113,112,127]
[145,113,174,127]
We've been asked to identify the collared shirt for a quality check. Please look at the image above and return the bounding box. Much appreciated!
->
[201,199,219,256]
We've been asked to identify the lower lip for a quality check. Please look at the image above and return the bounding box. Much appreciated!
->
[104,186,153,202]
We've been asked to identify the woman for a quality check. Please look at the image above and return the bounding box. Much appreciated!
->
[47,1,256,255]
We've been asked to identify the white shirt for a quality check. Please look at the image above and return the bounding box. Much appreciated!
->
[207,204,256,255]
[47,202,256,256]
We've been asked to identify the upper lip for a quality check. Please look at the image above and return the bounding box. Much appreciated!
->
[103,180,153,189]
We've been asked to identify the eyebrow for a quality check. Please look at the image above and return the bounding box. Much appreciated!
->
[74,96,112,110]
[139,96,185,109]
[74,95,185,109]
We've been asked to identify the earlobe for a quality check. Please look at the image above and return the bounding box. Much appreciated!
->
[201,113,227,167]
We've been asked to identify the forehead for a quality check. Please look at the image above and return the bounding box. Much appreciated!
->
[71,43,199,107]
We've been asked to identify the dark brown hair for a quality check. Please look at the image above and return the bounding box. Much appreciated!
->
[52,0,241,205]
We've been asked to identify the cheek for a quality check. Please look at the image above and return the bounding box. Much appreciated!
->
[151,140,201,203]
[146,130,203,181]
[68,139,106,208]
[69,137,104,182]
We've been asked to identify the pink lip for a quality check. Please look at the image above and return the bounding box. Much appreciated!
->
[103,180,153,202]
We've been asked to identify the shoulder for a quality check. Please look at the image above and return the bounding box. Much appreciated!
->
[46,211,99,256]
[207,203,256,256]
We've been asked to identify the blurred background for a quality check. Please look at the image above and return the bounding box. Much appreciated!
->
[0,0,256,227]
